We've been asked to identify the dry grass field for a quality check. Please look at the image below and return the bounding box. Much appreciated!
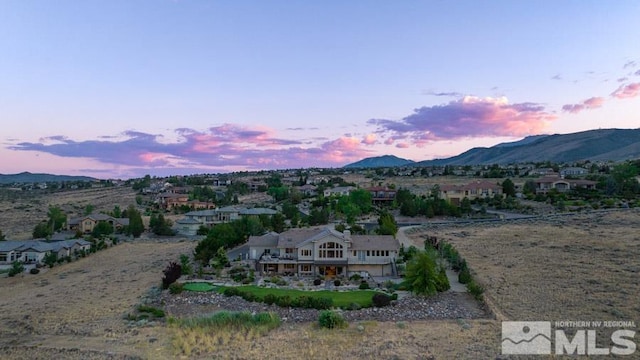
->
[1,184,639,358]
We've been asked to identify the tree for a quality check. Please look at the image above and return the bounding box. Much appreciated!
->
[92,221,114,238]
[33,222,51,239]
[376,211,398,236]
[523,180,537,195]
[84,204,95,216]
[125,205,144,238]
[402,250,441,296]
[180,254,193,276]
[150,213,175,236]
[349,189,372,214]
[47,205,66,234]
[0,229,5,241]
[43,252,58,268]
[213,246,229,269]
[501,179,516,197]
[271,213,286,233]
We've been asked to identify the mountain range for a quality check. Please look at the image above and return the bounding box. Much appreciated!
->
[344,128,640,168]
[0,172,97,184]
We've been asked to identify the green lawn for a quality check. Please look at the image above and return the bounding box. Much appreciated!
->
[216,285,378,308]
[183,282,217,292]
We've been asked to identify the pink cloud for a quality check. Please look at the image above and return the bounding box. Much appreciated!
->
[611,83,640,99]
[361,134,377,145]
[395,143,410,148]
[368,96,556,143]
[562,96,605,114]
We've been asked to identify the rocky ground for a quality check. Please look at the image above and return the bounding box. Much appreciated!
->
[160,290,489,324]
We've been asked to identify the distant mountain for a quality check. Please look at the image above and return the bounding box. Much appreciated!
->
[493,134,550,148]
[414,128,640,166]
[344,155,415,168]
[0,172,97,184]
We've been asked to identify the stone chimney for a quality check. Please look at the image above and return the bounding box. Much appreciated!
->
[343,230,351,241]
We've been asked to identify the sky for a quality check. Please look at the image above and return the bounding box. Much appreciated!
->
[1,1,639,179]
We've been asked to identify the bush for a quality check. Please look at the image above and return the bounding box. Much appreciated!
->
[8,261,24,277]
[137,305,166,318]
[162,261,182,289]
[275,295,292,308]
[29,268,40,275]
[349,273,362,282]
[435,267,450,292]
[223,287,241,297]
[347,302,361,310]
[358,281,370,290]
[313,278,322,286]
[169,282,184,294]
[390,293,398,301]
[333,279,341,287]
[467,281,484,301]
[372,293,392,308]
[264,293,278,305]
[458,267,472,284]
[318,310,347,329]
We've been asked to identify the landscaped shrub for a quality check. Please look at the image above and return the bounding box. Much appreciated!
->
[333,279,341,287]
[275,295,292,307]
[467,281,484,301]
[359,281,370,290]
[263,293,278,305]
[458,267,472,284]
[372,293,392,307]
[313,278,322,286]
[162,261,182,289]
[390,293,398,301]
[349,273,362,282]
[435,267,450,292]
[8,261,24,277]
[169,282,184,294]
[318,310,347,329]
[29,268,40,275]
[347,302,361,310]
[223,287,241,297]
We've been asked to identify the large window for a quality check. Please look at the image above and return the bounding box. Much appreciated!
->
[300,249,311,257]
[318,242,343,258]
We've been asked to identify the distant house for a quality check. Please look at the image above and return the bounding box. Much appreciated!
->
[247,226,399,277]
[439,180,503,205]
[174,206,278,236]
[366,186,396,204]
[156,192,190,210]
[323,186,355,197]
[534,175,597,194]
[67,214,130,234]
[297,184,318,197]
[560,167,589,177]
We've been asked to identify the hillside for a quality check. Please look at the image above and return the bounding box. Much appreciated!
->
[0,172,97,184]
[413,128,640,166]
[344,155,415,168]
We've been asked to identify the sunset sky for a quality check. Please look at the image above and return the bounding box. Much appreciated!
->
[1,1,639,179]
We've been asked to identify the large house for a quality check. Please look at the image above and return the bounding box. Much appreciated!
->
[439,180,503,205]
[534,175,597,194]
[67,214,130,234]
[174,206,278,236]
[323,186,355,197]
[366,186,397,204]
[0,239,91,268]
[246,227,399,278]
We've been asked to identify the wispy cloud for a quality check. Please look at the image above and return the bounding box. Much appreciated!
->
[611,82,640,99]
[551,74,562,80]
[8,124,374,171]
[423,90,463,97]
[368,96,555,145]
[562,96,605,114]
[623,60,637,69]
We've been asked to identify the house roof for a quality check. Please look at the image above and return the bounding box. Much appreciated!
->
[239,208,277,216]
[176,217,202,225]
[351,235,399,251]
[68,214,129,226]
[246,232,280,247]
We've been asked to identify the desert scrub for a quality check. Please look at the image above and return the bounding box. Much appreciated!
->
[137,305,166,318]
[169,311,281,357]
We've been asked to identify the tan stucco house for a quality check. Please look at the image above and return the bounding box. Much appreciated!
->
[247,227,399,278]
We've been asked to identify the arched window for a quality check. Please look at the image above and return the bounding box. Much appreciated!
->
[318,242,344,258]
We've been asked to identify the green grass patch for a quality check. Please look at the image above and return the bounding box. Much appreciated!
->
[217,285,378,308]
[168,311,281,335]
[183,282,216,292]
